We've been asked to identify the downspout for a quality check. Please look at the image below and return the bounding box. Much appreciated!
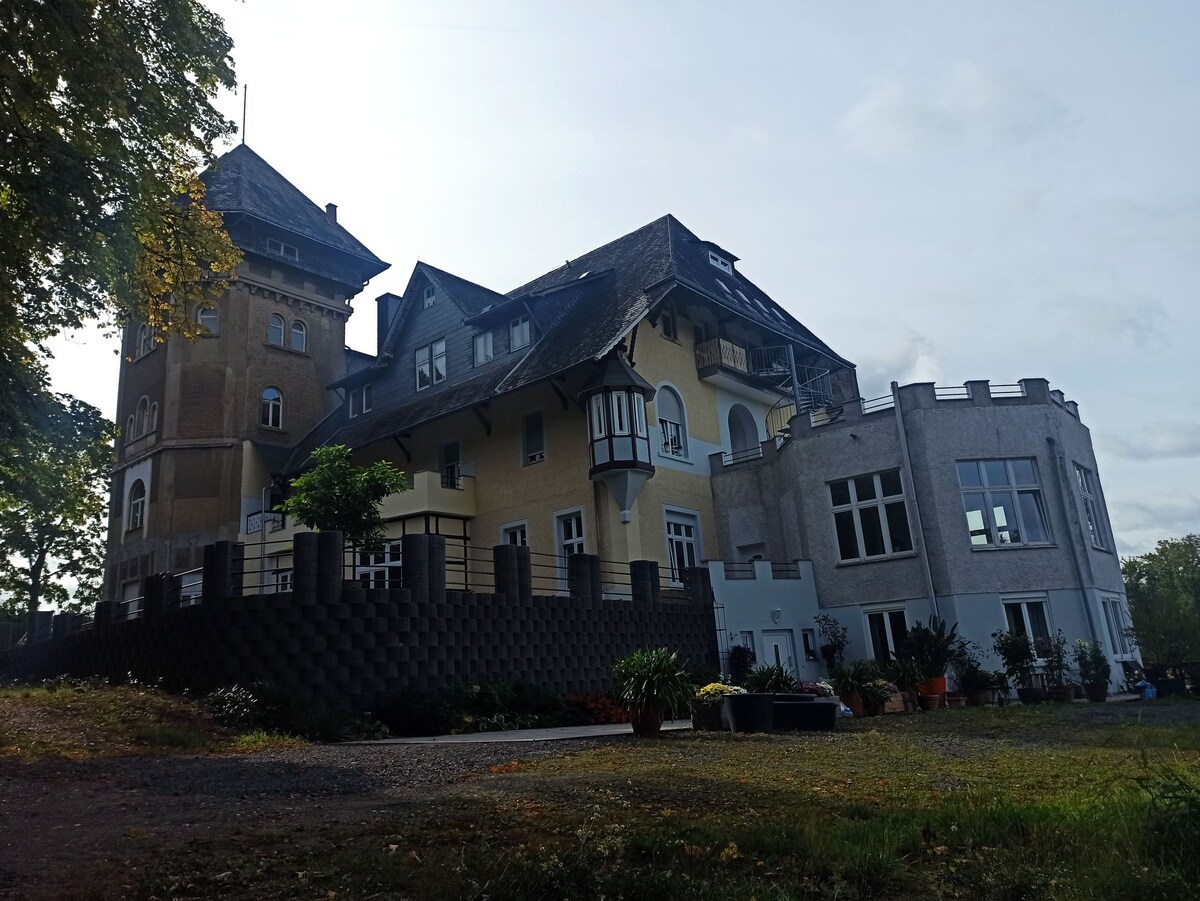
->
[1046,435,1102,642]
[891,381,940,619]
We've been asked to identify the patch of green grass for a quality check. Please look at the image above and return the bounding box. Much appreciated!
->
[227,729,307,753]
[119,702,1200,900]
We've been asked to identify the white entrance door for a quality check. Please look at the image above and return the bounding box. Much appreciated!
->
[762,630,797,677]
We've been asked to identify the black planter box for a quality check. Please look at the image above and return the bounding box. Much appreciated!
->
[725,693,775,733]
[774,699,837,731]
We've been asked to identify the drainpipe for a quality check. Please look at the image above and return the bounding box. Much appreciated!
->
[1046,435,1101,642]
[892,381,940,619]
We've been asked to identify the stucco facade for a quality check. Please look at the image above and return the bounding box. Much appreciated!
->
[710,378,1137,687]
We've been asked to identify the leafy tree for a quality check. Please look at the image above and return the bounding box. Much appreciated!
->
[0,393,114,632]
[0,0,242,443]
[278,446,408,544]
[1122,535,1200,666]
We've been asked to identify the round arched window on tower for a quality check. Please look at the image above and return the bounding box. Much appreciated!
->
[261,387,283,429]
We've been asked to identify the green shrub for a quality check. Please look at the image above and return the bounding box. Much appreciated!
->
[745,664,797,694]
[611,648,694,715]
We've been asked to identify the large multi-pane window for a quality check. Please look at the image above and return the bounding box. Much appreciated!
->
[1074,464,1108,550]
[416,339,446,390]
[349,384,372,418]
[1102,597,1133,658]
[127,480,146,531]
[267,314,285,346]
[828,470,913,562]
[866,608,909,662]
[356,541,403,589]
[523,412,545,464]
[958,459,1050,547]
[473,331,493,366]
[656,386,688,458]
[1003,596,1051,648]
[665,510,700,584]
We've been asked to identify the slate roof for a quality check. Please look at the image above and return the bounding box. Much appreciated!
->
[283,214,853,470]
[201,144,388,277]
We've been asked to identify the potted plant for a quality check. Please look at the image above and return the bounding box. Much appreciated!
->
[1072,640,1112,703]
[899,615,963,699]
[953,644,997,706]
[611,648,694,736]
[992,629,1042,704]
[728,644,756,687]
[692,682,744,730]
[725,664,792,732]
[885,656,923,712]
[831,660,878,717]
[859,678,895,716]
[1039,630,1075,703]
[815,614,849,677]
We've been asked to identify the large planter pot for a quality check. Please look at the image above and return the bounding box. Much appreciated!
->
[839,692,865,718]
[630,704,664,736]
[946,693,967,709]
[725,693,775,733]
[1084,682,1109,704]
[1017,686,1045,705]
[918,693,943,711]
[1047,685,1076,704]
[966,689,995,707]
[691,702,725,731]
[917,676,948,697]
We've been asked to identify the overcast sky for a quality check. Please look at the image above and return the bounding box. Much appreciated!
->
[46,0,1200,555]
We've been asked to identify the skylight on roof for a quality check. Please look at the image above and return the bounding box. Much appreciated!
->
[715,278,732,295]
[708,251,732,274]
[578,271,590,279]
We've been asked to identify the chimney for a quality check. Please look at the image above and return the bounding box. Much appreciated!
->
[325,203,338,224]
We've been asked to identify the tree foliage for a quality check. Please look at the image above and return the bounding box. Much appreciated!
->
[1122,535,1200,666]
[278,446,408,544]
[0,0,242,440]
[0,393,114,626]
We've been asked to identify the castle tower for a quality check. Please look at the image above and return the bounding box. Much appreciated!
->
[104,145,388,601]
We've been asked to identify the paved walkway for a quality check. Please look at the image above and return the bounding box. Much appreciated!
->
[354,718,692,745]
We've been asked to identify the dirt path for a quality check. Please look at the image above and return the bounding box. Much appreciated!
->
[0,740,601,900]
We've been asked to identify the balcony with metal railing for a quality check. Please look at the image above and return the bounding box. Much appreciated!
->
[377,470,477,519]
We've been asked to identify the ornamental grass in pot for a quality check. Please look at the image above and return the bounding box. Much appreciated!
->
[692,682,744,730]
[993,628,1043,704]
[900,616,964,698]
[1072,640,1112,703]
[831,660,878,717]
[611,648,694,736]
[725,664,794,732]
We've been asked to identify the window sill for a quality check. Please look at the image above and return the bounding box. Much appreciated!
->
[259,426,286,434]
[969,543,1058,552]
[264,343,310,357]
[834,551,918,568]
[660,334,680,344]
[658,453,693,465]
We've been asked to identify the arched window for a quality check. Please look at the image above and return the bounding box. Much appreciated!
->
[128,480,146,531]
[197,305,219,335]
[291,320,307,352]
[136,324,153,358]
[150,403,159,432]
[135,396,150,438]
[267,314,285,346]
[656,386,689,459]
[261,387,283,429]
[126,415,135,443]
[728,404,759,456]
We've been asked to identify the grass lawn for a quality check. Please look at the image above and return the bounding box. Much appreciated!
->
[128,700,1200,900]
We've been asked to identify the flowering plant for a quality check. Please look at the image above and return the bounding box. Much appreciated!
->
[800,680,834,697]
[695,682,747,703]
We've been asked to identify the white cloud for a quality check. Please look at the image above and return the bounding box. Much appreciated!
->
[854,331,944,398]
[837,63,1069,159]
[1109,421,1200,460]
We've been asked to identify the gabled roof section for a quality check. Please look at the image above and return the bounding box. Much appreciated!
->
[422,264,510,316]
[201,144,388,278]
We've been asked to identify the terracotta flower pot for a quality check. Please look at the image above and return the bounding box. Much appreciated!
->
[630,704,664,735]
[839,692,865,718]
[918,693,943,711]
[1084,682,1108,703]
[917,676,947,696]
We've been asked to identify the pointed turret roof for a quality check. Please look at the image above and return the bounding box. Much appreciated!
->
[201,144,388,278]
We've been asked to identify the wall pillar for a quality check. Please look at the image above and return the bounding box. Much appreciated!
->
[202,540,244,602]
[684,565,713,606]
[568,554,599,603]
[316,531,344,598]
[402,534,447,604]
[142,574,166,620]
[292,532,319,604]
[630,560,662,604]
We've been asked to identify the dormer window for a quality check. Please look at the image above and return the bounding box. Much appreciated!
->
[510,316,531,351]
[709,251,732,274]
[423,285,436,308]
[267,238,299,261]
[349,383,372,418]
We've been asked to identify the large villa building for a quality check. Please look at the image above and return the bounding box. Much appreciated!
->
[103,145,1137,687]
